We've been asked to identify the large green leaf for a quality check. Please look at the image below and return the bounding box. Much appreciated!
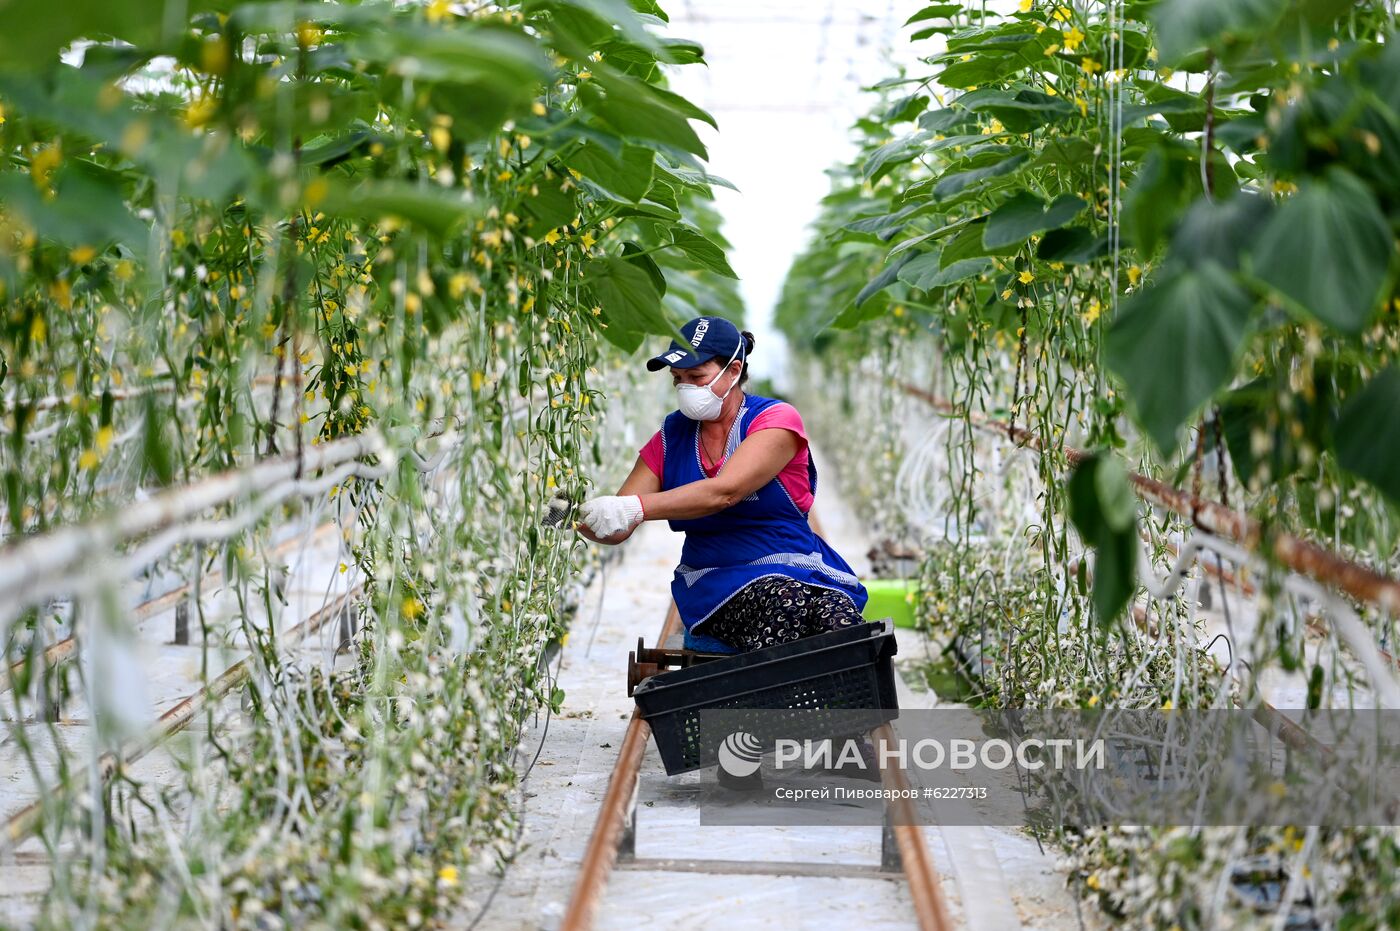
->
[596,325,646,353]
[1334,367,1400,507]
[0,65,257,204]
[668,226,737,279]
[661,165,739,193]
[1122,142,1200,256]
[319,180,477,238]
[599,36,704,77]
[541,0,673,51]
[905,3,962,25]
[887,215,982,257]
[644,175,680,212]
[966,89,1075,132]
[830,292,890,330]
[1118,95,1205,126]
[1250,168,1391,336]
[0,163,147,250]
[583,68,713,158]
[863,133,932,183]
[565,142,655,203]
[937,54,1026,88]
[1105,262,1256,453]
[535,1,615,56]
[884,93,930,124]
[621,242,666,297]
[945,22,1045,53]
[229,3,399,34]
[0,65,141,149]
[983,192,1085,249]
[1037,227,1107,264]
[856,254,916,307]
[520,175,578,234]
[843,202,926,238]
[587,256,674,342]
[918,108,978,133]
[933,152,1028,200]
[0,0,225,68]
[356,23,548,139]
[897,251,945,290]
[1068,453,1140,624]
[927,257,994,287]
[1169,192,1272,271]
[1151,0,1283,64]
[298,131,383,168]
[611,201,681,223]
[942,223,1016,265]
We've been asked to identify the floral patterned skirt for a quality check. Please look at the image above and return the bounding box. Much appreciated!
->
[698,576,865,652]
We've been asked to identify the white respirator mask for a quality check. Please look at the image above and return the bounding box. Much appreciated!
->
[676,342,743,422]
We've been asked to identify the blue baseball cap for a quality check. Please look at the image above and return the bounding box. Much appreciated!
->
[646,316,746,371]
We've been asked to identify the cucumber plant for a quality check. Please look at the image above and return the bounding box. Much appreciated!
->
[0,0,740,925]
[780,1,1400,926]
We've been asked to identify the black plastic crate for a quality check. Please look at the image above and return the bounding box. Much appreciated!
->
[632,620,900,775]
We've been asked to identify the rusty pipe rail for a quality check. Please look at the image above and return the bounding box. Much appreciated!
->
[874,722,956,930]
[897,383,1400,615]
[1163,539,1400,669]
[1,583,363,854]
[560,602,681,931]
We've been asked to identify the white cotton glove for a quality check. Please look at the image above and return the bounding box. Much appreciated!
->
[578,495,645,537]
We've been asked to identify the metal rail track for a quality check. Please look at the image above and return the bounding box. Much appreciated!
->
[559,516,955,931]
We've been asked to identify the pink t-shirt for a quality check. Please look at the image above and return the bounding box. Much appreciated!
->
[638,402,814,513]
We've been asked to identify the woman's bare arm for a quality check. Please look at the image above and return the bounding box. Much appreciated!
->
[637,429,799,520]
[576,430,799,544]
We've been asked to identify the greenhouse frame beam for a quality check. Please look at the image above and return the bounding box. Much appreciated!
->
[0,410,469,628]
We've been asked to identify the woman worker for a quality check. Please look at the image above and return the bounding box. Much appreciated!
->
[575,315,869,654]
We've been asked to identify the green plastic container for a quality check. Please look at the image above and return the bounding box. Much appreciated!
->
[862,578,920,629]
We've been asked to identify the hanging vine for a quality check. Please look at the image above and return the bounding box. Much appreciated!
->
[778,1,1400,927]
[0,0,742,926]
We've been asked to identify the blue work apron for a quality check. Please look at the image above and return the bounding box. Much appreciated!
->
[659,394,868,652]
